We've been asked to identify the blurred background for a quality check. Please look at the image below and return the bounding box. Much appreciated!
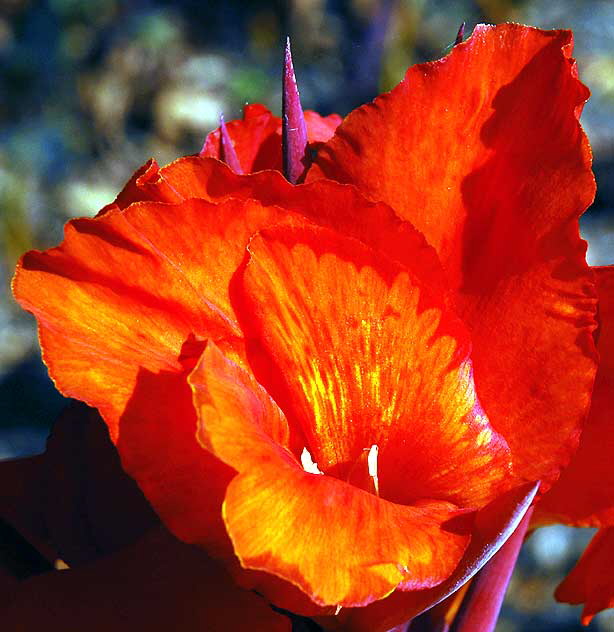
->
[0,0,612,629]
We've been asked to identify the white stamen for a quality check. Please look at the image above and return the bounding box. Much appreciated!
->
[367,444,379,495]
[335,605,342,616]
[301,447,323,475]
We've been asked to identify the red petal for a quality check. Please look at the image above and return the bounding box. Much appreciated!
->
[200,104,341,174]
[235,223,512,507]
[12,197,293,440]
[304,110,343,144]
[0,528,291,632]
[309,24,598,486]
[200,104,282,172]
[535,266,614,526]
[555,527,614,625]
[116,358,235,558]
[188,345,470,607]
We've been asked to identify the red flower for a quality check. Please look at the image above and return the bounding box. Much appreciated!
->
[8,22,613,630]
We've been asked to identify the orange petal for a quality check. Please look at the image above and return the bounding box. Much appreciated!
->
[319,482,538,632]
[235,223,512,507]
[189,348,329,614]
[309,24,598,486]
[535,266,614,526]
[225,460,469,608]
[189,343,469,607]
[190,347,467,605]
[12,197,294,440]
[12,196,304,562]
[200,104,341,174]
[555,527,614,625]
[190,341,298,467]
[0,528,291,632]
[98,158,184,215]
[158,157,449,299]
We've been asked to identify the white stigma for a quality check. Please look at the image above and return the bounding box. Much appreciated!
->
[367,444,379,496]
[301,447,323,475]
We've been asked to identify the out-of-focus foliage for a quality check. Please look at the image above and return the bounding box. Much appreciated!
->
[0,1,612,629]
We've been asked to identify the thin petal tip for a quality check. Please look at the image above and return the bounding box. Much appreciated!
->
[216,113,243,174]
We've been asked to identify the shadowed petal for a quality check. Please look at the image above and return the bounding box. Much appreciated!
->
[0,528,291,632]
[308,24,598,487]
[0,457,49,564]
[535,266,614,526]
[0,403,159,575]
[41,402,159,566]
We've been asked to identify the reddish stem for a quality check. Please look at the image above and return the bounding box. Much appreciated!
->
[448,507,534,632]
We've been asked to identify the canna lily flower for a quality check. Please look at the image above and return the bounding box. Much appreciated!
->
[6,22,613,631]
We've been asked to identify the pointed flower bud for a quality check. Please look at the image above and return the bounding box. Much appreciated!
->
[282,37,309,184]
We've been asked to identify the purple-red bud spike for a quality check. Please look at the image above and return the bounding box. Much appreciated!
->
[282,37,309,184]
[454,22,466,46]
[217,114,243,174]
[448,506,534,632]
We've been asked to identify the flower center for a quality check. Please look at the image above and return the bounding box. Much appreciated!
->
[301,444,381,497]
[366,444,379,496]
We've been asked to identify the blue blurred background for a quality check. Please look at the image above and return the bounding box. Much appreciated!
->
[0,1,612,629]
